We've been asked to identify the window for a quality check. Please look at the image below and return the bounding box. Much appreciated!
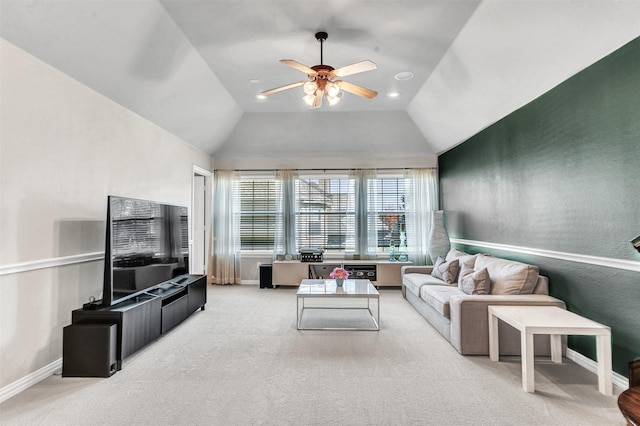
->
[368,176,410,250]
[238,170,415,255]
[239,178,277,250]
[296,176,355,252]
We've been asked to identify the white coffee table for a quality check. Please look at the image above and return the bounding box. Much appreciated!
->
[488,305,612,395]
[297,279,380,331]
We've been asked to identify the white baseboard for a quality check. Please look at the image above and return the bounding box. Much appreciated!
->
[0,358,62,403]
[566,348,628,391]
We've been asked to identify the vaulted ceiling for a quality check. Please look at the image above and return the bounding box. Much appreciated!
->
[1,1,639,167]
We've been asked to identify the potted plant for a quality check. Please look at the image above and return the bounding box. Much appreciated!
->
[329,267,350,287]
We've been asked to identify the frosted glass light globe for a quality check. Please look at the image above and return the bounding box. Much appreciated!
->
[303,81,318,95]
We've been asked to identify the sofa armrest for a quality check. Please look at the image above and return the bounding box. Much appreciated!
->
[448,294,566,355]
[401,265,433,276]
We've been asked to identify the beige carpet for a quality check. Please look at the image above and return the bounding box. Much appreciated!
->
[0,285,625,425]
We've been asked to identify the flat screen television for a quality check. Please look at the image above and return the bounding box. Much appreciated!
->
[102,196,189,306]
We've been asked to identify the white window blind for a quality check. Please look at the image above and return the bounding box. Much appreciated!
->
[239,178,277,250]
[238,170,416,254]
[295,176,355,252]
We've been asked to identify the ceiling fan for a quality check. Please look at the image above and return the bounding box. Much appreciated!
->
[260,31,378,109]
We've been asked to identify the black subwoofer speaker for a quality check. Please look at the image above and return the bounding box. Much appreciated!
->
[259,264,273,288]
[62,323,117,377]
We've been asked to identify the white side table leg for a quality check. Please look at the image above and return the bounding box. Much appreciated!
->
[522,330,535,392]
[297,296,303,330]
[489,310,499,361]
[596,334,613,395]
[550,334,562,363]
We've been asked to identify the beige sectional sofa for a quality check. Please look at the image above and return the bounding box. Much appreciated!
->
[402,249,566,355]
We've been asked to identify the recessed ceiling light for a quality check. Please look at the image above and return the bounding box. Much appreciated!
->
[387,92,400,98]
[249,79,260,84]
[394,71,414,81]
[255,94,267,100]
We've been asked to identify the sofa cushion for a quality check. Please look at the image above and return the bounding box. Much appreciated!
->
[403,273,448,297]
[459,267,490,295]
[419,285,464,318]
[474,255,540,295]
[445,249,468,262]
[431,257,460,285]
[445,249,479,270]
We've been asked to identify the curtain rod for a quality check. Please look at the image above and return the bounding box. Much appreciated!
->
[218,167,437,172]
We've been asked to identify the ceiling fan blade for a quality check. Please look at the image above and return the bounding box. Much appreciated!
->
[331,60,377,78]
[260,81,305,97]
[280,60,317,76]
[336,80,377,99]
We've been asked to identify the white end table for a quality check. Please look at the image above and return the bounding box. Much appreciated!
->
[488,305,612,395]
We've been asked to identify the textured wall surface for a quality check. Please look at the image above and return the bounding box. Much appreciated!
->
[439,37,640,375]
[0,39,211,389]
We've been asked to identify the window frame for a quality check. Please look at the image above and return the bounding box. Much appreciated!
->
[238,173,278,253]
[238,169,412,256]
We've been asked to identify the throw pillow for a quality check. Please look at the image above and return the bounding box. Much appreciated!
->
[457,263,474,286]
[459,267,491,295]
[431,257,460,285]
[474,255,540,295]
[456,255,478,282]
[458,264,474,279]
[443,249,478,279]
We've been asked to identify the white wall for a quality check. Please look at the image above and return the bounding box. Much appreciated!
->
[408,1,640,154]
[0,39,212,390]
[212,111,437,170]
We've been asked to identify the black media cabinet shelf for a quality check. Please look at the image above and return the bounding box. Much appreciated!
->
[64,275,206,376]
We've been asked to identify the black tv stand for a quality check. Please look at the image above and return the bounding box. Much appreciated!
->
[155,282,180,291]
[63,275,206,376]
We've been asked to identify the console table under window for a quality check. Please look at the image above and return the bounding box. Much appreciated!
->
[272,260,412,287]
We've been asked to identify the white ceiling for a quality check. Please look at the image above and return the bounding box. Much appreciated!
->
[1,1,639,163]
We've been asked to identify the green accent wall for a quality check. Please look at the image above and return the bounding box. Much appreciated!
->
[438,37,640,375]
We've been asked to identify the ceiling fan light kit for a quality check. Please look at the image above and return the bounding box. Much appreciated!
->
[260,31,378,109]
[326,82,340,97]
[303,81,318,95]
